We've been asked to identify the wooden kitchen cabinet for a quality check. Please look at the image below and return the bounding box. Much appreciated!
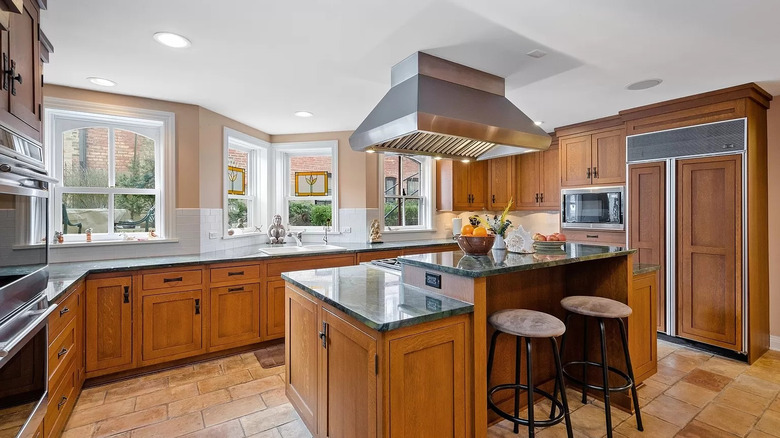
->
[487,156,514,210]
[560,128,625,187]
[211,283,261,350]
[436,159,487,211]
[140,289,204,364]
[629,269,658,383]
[515,142,560,210]
[285,285,320,433]
[85,276,134,376]
[262,279,286,340]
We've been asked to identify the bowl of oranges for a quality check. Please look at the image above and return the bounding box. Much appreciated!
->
[456,224,495,256]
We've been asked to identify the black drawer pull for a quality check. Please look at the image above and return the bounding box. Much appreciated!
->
[123,286,130,303]
[58,347,68,358]
[59,307,70,316]
[57,396,67,410]
[227,271,244,276]
[228,286,244,292]
[586,234,599,238]
[163,277,183,283]
[194,299,200,315]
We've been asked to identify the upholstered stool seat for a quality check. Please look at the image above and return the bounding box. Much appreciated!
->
[560,296,632,319]
[489,309,566,339]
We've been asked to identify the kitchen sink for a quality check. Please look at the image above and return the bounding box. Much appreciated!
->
[259,244,346,255]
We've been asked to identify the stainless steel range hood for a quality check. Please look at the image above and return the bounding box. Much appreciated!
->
[349,52,551,160]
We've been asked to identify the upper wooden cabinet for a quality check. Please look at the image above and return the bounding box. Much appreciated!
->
[559,128,625,187]
[437,159,487,211]
[515,143,560,210]
[487,156,514,210]
[85,276,134,376]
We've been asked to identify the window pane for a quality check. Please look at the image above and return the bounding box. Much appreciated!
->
[228,147,249,195]
[401,156,422,196]
[289,200,332,226]
[383,155,399,195]
[62,193,109,233]
[228,198,249,229]
[114,195,156,233]
[62,128,109,187]
[384,197,401,227]
[290,155,332,196]
[404,198,420,226]
[115,130,156,189]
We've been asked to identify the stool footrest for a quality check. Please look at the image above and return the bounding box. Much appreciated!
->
[488,384,567,428]
[562,361,633,393]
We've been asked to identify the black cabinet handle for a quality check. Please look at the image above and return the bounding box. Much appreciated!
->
[123,286,130,303]
[586,168,591,179]
[59,307,70,316]
[228,286,244,292]
[586,234,599,238]
[163,277,183,283]
[194,299,200,315]
[319,321,328,348]
[227,271,244,276]
[535,193,539,203]
[4,58,22,96]
[57,347,68,358]
[540,193,544,203]
[492,194,496,204]
[593,167,599,178]
[57,396,67,410]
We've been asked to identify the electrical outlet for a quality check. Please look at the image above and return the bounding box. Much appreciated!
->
[209,232,219,239]
[341,227,352,233]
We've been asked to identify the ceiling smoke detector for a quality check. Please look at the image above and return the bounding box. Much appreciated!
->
[626,79,663,91]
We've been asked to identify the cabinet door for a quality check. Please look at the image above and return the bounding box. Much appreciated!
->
[591,129,625,185]
[676,155,742,350]
[285,285,319,434]
[629,272,658,383]
[560,134,592,187]
[389,322,467,438]
[629,162,666,332]
[263,280,286,340]
[487,157,514,210]
[7,0,40,132]
[539,146,560,209]
[319,308,378,438]
[514,152,539,209]
[141,290,203,363]
[450,160,472,211]
[468,160,488,210]
[211,283,261,349]
[86,276,133,373]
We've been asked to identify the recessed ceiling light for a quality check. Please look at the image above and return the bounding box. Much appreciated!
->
[87,77,116,87]
[434,156,443,160]
[526,49,547,59]
[534,121,544,126]
[294,111,314,118]
[153,32,192,48]
[365,149,375,154]
[626,79,663,91]
[461,159,471,163]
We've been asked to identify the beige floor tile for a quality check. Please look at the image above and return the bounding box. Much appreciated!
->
[769,397,780,413]
[642,394,700,427]
[66,398,136,430]
[228,375,285,400]
[202,395,266,427]
[681,369,733,393]
[695,402,759,437]
[61,423,95,438]
[748,430,779,438]
[180,419,245,438]
[129,411,204,438]
[676,420,740,437]
[663,380,718,408]
[731,374,780,400]
[247,429,283,438]
[277,419,312,438]
[220,355,255,374]
[613,413,679,438]
[197,370,253,394]
[647,364,687,386]
[636,378,668,400]
[656,341,680,359]
[240,404,299,436]
[192,359,223,372]
[755,409,780,436]
[260,388,290,408]
[565,403,618,438]
[674,347,713,362]
[487,419,531,437]
[744,364,780,385]
[168,390,231,418]
[658,353,704,373]
[534,421,588,438]
[92,405,167,438]
[74,388,107,411]
[134,383,200,411]
[249,365,286,380]
[715,386,772,415]
[169,363,224,387]
[696,356,750,379]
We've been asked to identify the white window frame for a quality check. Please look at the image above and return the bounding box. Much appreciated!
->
[223,127,269,238]
[44,97,176,242]
[378,153,434,232]
[273,140,338,233]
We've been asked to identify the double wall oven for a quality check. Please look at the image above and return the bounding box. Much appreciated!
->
[0,126,56,438]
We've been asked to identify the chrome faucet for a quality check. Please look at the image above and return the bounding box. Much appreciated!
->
[287,229,304,247]
[323,219,331,244]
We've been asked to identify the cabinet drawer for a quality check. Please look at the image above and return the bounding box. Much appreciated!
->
[355,250,402,263]
[49,287,80,341]
[45,358,79,438]
[564,230,626,245]
[142,269,202,290]
[210,264,261,284]
[48,315,78,387]
[265,255,355,279]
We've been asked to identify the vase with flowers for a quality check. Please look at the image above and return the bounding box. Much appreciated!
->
[470,198,513,250]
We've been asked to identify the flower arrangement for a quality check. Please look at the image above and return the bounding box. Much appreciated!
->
[470,198,514,238]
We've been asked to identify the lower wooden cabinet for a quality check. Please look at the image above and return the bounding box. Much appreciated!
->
[210,283,261,350]
[85,276,134,375]
[629,270,658,383]
[285,285,320,433]
[141,289,204,364]
[263,280,287,341]
[44,357,79,438]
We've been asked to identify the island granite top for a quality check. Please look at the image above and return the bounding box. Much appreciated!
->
[282,265,473,332]
[397,243,637,278]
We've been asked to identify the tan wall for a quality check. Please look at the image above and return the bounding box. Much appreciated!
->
[767,99,780,337]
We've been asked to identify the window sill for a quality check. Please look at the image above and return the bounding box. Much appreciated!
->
[223,232,264,240]
[382,228,437,235]
[50,238,179,249]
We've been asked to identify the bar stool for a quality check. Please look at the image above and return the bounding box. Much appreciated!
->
[557,296,643,438]
[487,309,573,438]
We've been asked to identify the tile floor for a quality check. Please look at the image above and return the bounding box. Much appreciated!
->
[62,340,780,438]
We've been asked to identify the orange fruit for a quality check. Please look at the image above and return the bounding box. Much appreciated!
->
[461,224,474,235]
[473,227,488,237]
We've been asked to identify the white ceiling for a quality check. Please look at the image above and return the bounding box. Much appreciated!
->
[41,0,780,135]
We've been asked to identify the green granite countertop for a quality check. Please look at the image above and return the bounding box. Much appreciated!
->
[397,243,636,278]
[282,265,473,332]
[633,263,660,275]
[45,239,458,303]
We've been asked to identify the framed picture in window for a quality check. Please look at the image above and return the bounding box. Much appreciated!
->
[228,166,246,195]
[295,171,328,196]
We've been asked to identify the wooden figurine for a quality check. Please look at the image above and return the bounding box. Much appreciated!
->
[369,219,383,243]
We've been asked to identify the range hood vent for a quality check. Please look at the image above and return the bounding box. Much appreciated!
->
[349,52,551,160]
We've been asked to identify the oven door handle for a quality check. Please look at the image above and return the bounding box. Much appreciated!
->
[0,304,57,359]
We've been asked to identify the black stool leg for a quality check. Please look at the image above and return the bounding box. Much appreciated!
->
[514,336,522,434]
[550,313,572,420]
[581,314,589,404]
[617,318,644,431]
[487,330,500,386]
[526,337,535,438]
[598,318,613,438]
[551,337,574,438]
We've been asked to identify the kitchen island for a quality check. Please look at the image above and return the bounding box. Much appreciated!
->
[283,243,657,438]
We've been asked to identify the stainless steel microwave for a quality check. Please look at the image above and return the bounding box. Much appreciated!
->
[561,186,625,231]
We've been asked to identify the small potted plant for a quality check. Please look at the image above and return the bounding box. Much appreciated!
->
[470,198,513,250]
